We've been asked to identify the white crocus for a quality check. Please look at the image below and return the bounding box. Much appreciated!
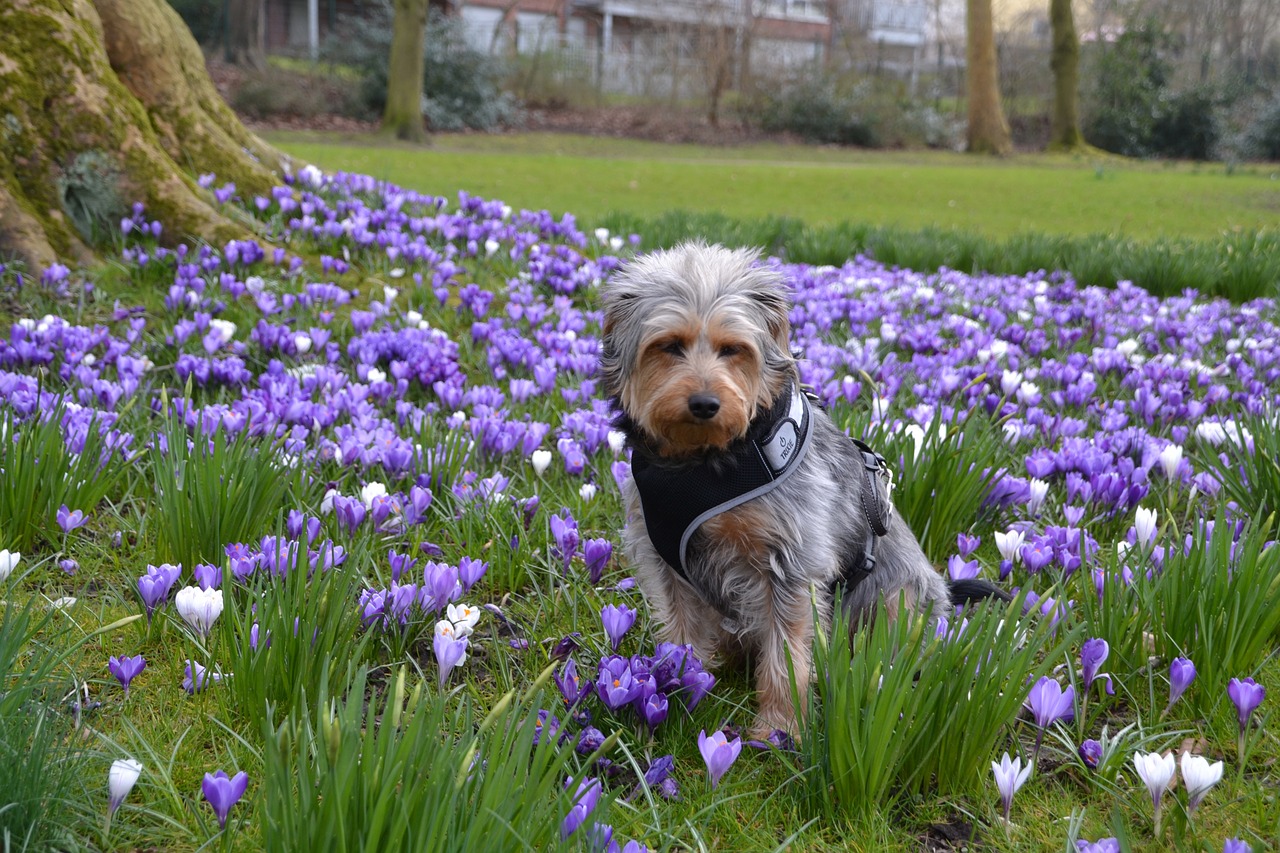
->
[208,319,236,342]
[1000,370,1022,397]
[594,227,610,243]
[607,430,627,455]
[320,487,339,515]
[0,549,20,582]
[1134,506,1158,551]
[174,586,224,637]
[1027,479,1050,516]
[108,758,143,813]
[484,238,500,257]
[580,483,598,502]
[902,424,926,463]
[1180,752,1223,813]
[361,481,388,507]
[50,596,77,610]
[530,449,552,476]
[1133,751,1177,821]
[446,603,481,637]
[1158,443,1183,480]
[383,285,399,302]
[294,333,312,354]
[366,367,387,384]
[995,530,1026,563]
[1196,422,1227,445]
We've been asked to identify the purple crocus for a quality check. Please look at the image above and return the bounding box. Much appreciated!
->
[583,538,613,584]
[560,776,602,840]
[1166,657,1196,714]
[550,511,579,573]
[183,660,219,694]
[1078,738,1102,769]
[137,563,180,620]
[601,604,637,651]
[193,563,221,590]
[458,556,488,591]
[201,769,248,829]
[1080,638,1114,696]
[640,692,669,732]
[1228,677,1265,732]
[59,558,79,575]
[597,655,642,710]
[108,654,146,697]
[1025,676,1075,758]
[1223,839,1252,853]
[433,621,469,687]
[697,729,742,790]
[56,505,87,533]
[555,658,594,710]
[1076,839,1120,853]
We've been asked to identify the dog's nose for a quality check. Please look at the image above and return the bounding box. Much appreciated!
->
[687,393,721,420]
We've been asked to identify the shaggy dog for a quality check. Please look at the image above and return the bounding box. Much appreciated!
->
[600,242,997,737]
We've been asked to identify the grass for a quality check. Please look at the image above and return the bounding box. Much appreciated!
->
[2,153,1280,851]
[270,130,1280,241]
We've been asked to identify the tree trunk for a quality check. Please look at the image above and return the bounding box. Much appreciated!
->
[1048,0,1084,150]
[383,0,429,143]
[0,0,291,274]
[227,0,267,70]
[965,0,1012,155]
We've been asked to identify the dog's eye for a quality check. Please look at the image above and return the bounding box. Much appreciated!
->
[661,341,685,357]
[718,344,743,358]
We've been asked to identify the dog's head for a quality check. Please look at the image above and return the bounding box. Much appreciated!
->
[600,242,796,456]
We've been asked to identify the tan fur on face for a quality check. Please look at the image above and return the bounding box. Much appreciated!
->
[624,314,774,456]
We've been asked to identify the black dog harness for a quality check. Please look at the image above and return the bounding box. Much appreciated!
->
[629,383,895,616]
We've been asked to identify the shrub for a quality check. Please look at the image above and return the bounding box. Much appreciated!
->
[748,73,880,147]
[1232,89,1280,160]
[168,0,223,46]
[324,3,519,131]
[1082,26,1169,157]
[1151,86,1220,160]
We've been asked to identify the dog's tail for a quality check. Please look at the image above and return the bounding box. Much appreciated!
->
[948,579,1012,605]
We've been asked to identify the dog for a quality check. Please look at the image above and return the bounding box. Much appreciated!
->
[600,242,1003,737]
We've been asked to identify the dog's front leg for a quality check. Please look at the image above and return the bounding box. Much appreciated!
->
[751,578,821,739]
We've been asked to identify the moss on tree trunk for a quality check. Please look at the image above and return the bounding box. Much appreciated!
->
[1048,0,1084,151]
[965,0,1013,156]
[382,0,428,144]
[0,0,292,273]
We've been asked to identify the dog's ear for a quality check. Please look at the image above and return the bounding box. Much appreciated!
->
[741,268,793,354]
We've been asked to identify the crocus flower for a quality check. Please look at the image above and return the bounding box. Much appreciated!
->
[109,654,146,697]
[1025,676,1074,757]
[1076,839,1120,853]
[1166,657,1196,713]
[991,752,1033,822]
[201,769,248,829]
[1133,751,1176,833]
[1080,638,1114,696]
[56,505,87,532]
[1180,752,1223,813]
[531,449,552,476]
[193,563,221,590]
[446,602,481,637]
[1134,505,1158,551]
[697,729,742,790]
[59,558,79,575]
[601,604,637,651]
[1078,738,1102,769]
[555,658,594,709]
[174,586,224,638]
[1223,839,1252,853]
[583,538,613,584]
[560,776,602,840]
[433,620,469,687]
[0,549,18,582]
[1228,677,1265,734]
[183,660,220,694]
[640,692,668,732]
[108,758,143,813]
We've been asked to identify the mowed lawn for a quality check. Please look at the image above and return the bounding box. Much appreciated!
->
[270,131,1280,240]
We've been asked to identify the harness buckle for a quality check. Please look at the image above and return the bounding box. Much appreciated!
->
[860,449,882,472]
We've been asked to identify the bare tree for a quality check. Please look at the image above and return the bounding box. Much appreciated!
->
[966,0,1012,153]
[1049,0,1084,149]
[227,0,267,70]
[383,0,429,142]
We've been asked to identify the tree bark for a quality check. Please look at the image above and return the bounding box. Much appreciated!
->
[382,0,429,143]
[227,0,267,71]
[1048,0,1084,150]
[965,0,1012,155]
[0,0,291,274]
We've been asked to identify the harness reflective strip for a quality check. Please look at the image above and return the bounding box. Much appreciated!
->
[675,387,812,572]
